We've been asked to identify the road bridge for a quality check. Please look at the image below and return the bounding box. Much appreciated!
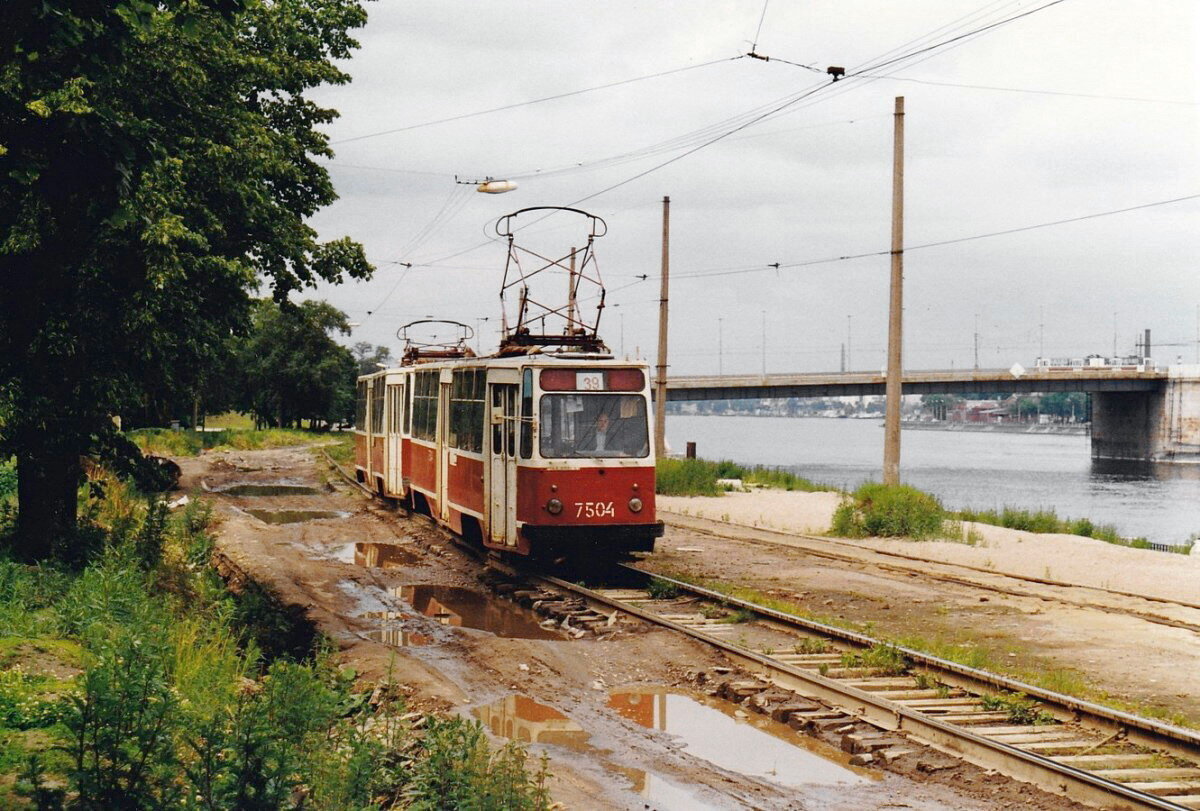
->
[660,366,1200,464]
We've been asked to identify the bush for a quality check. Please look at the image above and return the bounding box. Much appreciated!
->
[832,483,946,539]
[0,461,15,501]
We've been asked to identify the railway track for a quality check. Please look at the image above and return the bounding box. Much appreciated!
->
[530,566,1200,811]
[322,453,1200,809]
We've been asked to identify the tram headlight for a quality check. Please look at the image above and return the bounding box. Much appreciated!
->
[546,498,563,515]
[628,497,644,513]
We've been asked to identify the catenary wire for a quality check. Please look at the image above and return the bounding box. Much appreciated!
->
[331,57,741,145]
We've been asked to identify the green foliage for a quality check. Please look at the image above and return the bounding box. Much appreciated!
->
[405,717,551,811]
[646,577,681,599]
[0,474,553,807]
[0,0,374,559]
[840,644,910,676]
[793,637,830,655]
[656,457,829,497]
[719,608,756,624]
[980,692,1054,725]
[129,426,330,457]
[956,505,1168,552]
[0,667,72,730]
[0,460,15,501]
[236,300,358,429]
[655,458,724,496]
[832,483,947,540]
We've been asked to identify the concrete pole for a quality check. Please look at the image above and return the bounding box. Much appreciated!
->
[883,96,905,486]
[565,248,577,334]
[654,196,670,458]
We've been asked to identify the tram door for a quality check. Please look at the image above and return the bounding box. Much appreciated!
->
[385,382,404,496]
[437,378,451,521]
[488,383,518,546]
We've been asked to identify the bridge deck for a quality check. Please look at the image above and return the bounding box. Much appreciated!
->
[662,368,1165,400]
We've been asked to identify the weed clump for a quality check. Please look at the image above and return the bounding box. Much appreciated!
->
[832,483,947,540]
[646,577,681,600]
[839,644,910,676]
[980,691,1054,725]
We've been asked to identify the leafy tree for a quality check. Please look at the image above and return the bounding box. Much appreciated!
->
[351,341,393,376]
[238,300,357,429]
[0,0,373,560]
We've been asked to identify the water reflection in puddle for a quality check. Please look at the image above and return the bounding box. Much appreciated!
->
[475,696,590,750]
[353,542,420,568]
[246,509,347,524]
[221,483,322,496]
[392,585,560,640]
[476,695,709,809]
[365,627,434,647]
[608,688,873,788]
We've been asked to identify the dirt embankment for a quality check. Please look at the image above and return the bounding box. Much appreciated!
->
[658,490,1200,726]
[178,446,1084,810]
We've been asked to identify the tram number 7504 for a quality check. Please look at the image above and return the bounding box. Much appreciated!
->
[575,501,615,518]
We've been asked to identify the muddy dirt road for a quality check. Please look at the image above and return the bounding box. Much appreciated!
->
[180,446,1087,810]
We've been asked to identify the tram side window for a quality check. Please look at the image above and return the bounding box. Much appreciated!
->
[389,385,405,434]
[449,369,485,453]
[412,370,439,441]
[371,380,385,435]
[355,381,367,430]
[520,368,533,458]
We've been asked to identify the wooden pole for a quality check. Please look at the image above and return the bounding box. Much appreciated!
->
[883,96,905,485]
[654,196,670,458]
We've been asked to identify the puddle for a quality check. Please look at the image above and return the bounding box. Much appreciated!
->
[365,627,434,647]
[220,483,322,496]
[351,542,420,568]
[393,585,561,640]
[608,688,874,788]
[477,696,712,809]
[245,509,347,524]
[475,695,591,750]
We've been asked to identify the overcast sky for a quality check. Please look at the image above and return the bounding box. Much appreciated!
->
[301,0,1199,376]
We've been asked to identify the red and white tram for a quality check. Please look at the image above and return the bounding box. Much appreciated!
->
[353,207,663,559]
[354,353,662,558]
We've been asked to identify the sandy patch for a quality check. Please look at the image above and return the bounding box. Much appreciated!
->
[660,490,1200,606]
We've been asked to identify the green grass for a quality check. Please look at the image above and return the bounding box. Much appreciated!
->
[655,457,830,497]
[980,691,1054,725]
[954,505,1186,553]
[129,426,336,457]
[322,434,355,465]
[840,643,910,676]
[831,482,950,540]
[0,460,15,502]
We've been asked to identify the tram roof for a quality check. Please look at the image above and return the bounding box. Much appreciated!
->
[356,352,647,382]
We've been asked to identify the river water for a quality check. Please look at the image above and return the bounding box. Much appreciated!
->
[665,415,1200,546]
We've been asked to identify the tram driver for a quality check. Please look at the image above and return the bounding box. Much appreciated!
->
[540,392,650,458]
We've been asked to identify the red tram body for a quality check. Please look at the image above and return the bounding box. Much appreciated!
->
[353,354,663,558]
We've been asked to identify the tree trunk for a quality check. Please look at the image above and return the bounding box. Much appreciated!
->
[12,435,82,562]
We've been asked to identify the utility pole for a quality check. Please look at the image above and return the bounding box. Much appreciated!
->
[840,343,845,373]
[883,96,904,486]
[846,315,853,371]
[761,311,767,376]
[1112,312,1118,359]
[973,313,980,370]
[654,196,670,459]
[717,317,724,375]
[565,248,577,333]
[1039,305,1045,358]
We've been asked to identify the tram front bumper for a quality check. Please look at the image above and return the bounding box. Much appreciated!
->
[520,521,664,553]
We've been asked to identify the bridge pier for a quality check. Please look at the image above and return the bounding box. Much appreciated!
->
[1091,367,1200,463]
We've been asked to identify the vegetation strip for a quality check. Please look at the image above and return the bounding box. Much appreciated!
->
[0,465,552,809]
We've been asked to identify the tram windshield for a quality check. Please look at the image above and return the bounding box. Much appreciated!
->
[539,394,649,459]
